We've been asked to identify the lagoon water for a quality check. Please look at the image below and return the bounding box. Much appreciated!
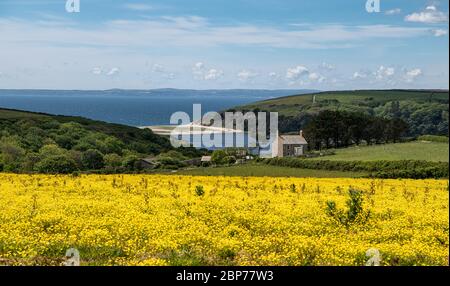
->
[0,89,309,127]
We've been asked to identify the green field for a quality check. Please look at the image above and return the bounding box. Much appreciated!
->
[237,89,449,117]
[175,164,366,178]
[311,141,449,162]
[232,89,449,138]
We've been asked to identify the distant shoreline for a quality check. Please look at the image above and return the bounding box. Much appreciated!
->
[142,124,245,136]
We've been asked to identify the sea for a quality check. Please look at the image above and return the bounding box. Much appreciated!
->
[0,89,313,127]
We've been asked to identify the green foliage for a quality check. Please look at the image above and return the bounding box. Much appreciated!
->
[211,150,227,165]
[326,189,370,228]
[417,135,449,143]
[0,136,25,172]
[121,154,140,171]
[35,154,78,174]
[195,185,205,196]
[304,110,408,150]
[104,153,123,169]
[264,158,448,179]
[211,148,243,165]
[0,108,206,173]
[310,141,448,162]
[156,157,187,170]
[81,149,105,170]
[157,150,187,161]
[235,90,448,138]
[290,184,296,193]
[176,164,366,178]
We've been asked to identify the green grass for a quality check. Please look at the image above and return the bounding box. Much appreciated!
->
[311,141,449,162]
[0,108,50,119]
[237,90,449,115]
[417,135,449,143]
[175,164,366,178]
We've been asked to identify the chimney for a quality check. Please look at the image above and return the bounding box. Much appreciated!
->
[300,130,303,137]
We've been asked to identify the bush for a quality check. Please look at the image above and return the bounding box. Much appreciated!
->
[35,155,78,174]
[104,153,122,168]
[81,149,105,170]
[158,150,187,161]
[195,185,205,196]
[263,158,449,179]
[211,150,227,165]
[326,188,370,228]
[121,154,142,171]
[156,157,187,170]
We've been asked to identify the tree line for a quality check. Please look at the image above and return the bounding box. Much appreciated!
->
[303,110,409,150]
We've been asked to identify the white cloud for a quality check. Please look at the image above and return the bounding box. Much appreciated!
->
[124,4,154,11]
[149,63,176,79]
[405,6,448,23]
[0,18,431,53]
[268,72,280,80]
[319,62,335,71]
[92,67,103,75]
[374,66,395,80]
[194,62,204,70]
[308,72,325,83]
[152,64,165,73]
[237,70,258,82]
[192,63,223,81]
[404,68,422,82]
[204,69,223,80]
[385,8,402,15]
[431,29,448,37]
[285,66,327,85]
[192,62,204,78]
[352,71,369,80]
[107,67,120,76]
[352,66,423,85]
[286,66,309,80]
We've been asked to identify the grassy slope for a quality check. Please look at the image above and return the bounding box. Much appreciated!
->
[176,164,366,178]
[311,141,449,162]
[235,89,449,116]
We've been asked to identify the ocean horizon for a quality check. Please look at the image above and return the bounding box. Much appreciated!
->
[0,89,315,127]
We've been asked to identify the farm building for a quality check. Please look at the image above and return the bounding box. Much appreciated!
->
[271,130,308,158]
[138,157,157,169]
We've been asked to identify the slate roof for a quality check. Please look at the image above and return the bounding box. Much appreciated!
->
[279,135,307,145]
[140,158,157,164]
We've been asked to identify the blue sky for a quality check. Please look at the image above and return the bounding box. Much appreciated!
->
[0,0,448,90]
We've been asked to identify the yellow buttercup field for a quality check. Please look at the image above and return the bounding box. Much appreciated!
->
[0,174,448,266]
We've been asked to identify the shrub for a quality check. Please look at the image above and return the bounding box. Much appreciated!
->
[121,155,140,171]
[326,188,370,228]
[195,185,205,196]
[104,153,122,168]
[156,157,187,170]
[81,149,105,170]
[263,158,448,179]
[35,155,78,174]
[211,150,227,165]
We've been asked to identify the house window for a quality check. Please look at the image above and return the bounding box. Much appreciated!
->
[294,146,303,156]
